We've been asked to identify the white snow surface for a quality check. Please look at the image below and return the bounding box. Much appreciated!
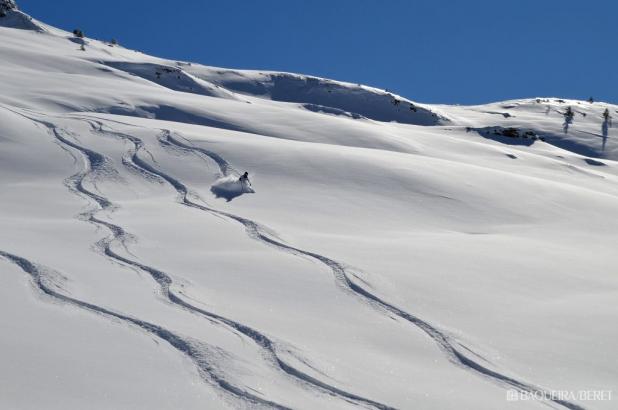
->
[1,8,617,410]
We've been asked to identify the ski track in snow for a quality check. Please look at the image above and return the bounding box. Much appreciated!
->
[2,110,291,410]
[0,251,281,410]
[6,107,395,410]
[4,106,585,410]
[154,130,586,410]
[82,119,395,410]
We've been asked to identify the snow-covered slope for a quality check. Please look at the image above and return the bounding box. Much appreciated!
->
[1,5,617,410]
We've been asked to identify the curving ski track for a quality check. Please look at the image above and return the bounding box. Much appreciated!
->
[82,119,397,410]
[6,107,396,409]
[156,131,585,410]
[0,250,283,410]
[1,110,292,410]
[6,106,584,410]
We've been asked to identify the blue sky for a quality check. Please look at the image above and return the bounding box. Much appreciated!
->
[19,0,617,104]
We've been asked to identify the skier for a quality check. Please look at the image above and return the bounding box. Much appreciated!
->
[238,171,251,187]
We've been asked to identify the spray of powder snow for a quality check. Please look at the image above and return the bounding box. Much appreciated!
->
[211,175,255,202]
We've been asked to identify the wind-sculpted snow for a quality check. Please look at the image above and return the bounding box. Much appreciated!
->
[104,62,239,100]
[185,67,447,125]
[301,103,367,120]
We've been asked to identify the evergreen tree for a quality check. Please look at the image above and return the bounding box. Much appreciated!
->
[0,0,18,16]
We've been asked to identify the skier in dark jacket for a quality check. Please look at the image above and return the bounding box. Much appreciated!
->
[239,171,251,187]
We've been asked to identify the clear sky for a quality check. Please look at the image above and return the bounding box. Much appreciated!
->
[18,0,618,105]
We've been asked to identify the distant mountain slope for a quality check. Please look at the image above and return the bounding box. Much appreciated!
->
[2,4,616,159]
[184,65,447,125]
[435,98,618,160]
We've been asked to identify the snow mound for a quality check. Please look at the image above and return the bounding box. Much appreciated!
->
[210,175,255,201]
[185,66,448,125]
[301,103,367,120]
[104,62,239,100]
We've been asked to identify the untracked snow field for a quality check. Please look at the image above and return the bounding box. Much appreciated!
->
[1,7,617,410]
